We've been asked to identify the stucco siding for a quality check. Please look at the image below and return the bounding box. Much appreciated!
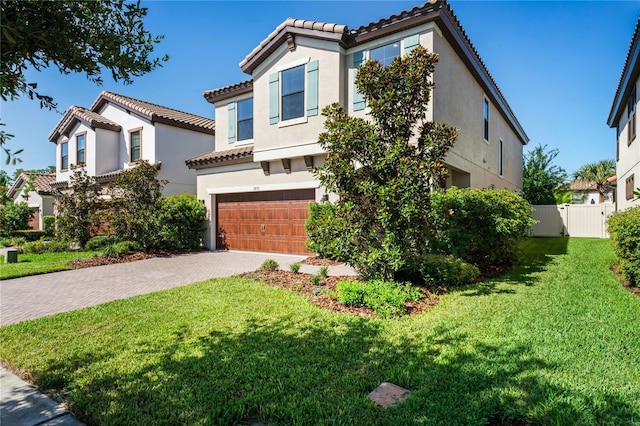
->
[616,76,640,211]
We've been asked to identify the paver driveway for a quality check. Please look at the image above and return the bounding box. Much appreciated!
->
[0,251,356,326]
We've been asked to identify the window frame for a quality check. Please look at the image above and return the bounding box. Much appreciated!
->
[60,141,69,171]
[498,139,504,176]
[75,131,86,165]
[236,98,253,141]
[280,64,305,122]
[626,174,635,201]
[483,98,490,142]
[628,110,636,145]
[369,41,401,67]
[129,127,142,163]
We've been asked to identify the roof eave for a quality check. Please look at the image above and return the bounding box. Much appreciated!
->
[608,39,640,127]
[204,81,254,104]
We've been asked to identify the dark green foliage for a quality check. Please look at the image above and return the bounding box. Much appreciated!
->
[85,235,118,251]
[334,279,422,318]
[20,239,69,254]
[42,215,55,236]
[289,262,301,273]
[607,206,640,285]
[55,167,102,248]
[428,188,535,274]
[9,229,46,241]
[260,259,279,271]
[305,202,353,261]
[106,161,165,250]
[102,241,143,258]
[310,274,323,286]
[0,201,33,234]
[523,144,567,205]
[315,46,457,280]
[402,254,479,288]
[158,193,206,250]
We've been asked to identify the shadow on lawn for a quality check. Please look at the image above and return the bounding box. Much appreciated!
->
[461,237,570,297]
[47,309,638,426]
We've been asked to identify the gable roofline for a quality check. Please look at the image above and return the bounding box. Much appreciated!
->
[608,16,640,128]
[48,106,121,143]
[204,80,254,104]
[91,91,216,135]
[7,173,56,198]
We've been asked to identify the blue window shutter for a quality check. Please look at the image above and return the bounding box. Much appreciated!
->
[353,50,366,111]
[227,102,236,143]
[269,73,279,124]
[306,60,319,116]
[404,34,420,55]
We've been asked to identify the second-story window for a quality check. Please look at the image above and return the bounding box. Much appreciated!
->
[483,98,489,141]
[76,133,85,164]
[237,98,253,141]
[281,65,305,121]
[370,42,400,67]
[130,129,141,162]
[498,139,504,176]
[61,142,68,170]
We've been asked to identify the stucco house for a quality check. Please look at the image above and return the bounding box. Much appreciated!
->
[608,16,640,211]
[48,91,215,196]
[187,0,529,254]
[567,176,616,205]
[6,173,56,230]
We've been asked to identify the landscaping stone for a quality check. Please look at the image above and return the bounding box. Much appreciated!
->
[368,382,411,407]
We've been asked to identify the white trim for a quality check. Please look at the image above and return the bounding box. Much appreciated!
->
[253,142,324,162]
[207,180,319,195]
[278,116,308,128]
[276,56,310,72]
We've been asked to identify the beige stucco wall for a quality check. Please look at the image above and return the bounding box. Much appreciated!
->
[616,75,640,211]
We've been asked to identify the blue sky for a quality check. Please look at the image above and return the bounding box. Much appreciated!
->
[1,0,638,180]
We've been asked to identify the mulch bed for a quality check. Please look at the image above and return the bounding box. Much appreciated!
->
[239,269,441,318]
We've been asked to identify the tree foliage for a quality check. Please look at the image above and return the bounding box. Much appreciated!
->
[572,159,616,204]
[314,46,457,280]
[106,161,166,250]
[522,144,567,205]
[55,167,102,248]
[158,193,207,250]
[0,201,33,234]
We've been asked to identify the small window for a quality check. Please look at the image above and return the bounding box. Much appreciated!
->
[281,65,305,121]
[626,174,635,200]
[370,42,400,67]
[130,129,141,162]
[483,98,489,141]
[628,111,636,145]
[498,139,504,176]
[76,133,85,164]
[237,98,253,141]
[627,86,636,117]
[61,142,68,170]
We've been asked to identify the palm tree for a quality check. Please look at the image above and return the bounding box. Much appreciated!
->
[572,160,616,204]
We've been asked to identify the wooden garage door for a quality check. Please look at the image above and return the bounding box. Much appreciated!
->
[216,189,314,254]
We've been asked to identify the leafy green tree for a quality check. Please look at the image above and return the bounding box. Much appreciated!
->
[55,167,102,247]
[572,159,616,204]
[522,144,567,205]
[0,170,10,205]
[1,0,168,161]
[106,161,166,250]
[158,193,207,250]
[314,46,458,280]
[0,201,33,234]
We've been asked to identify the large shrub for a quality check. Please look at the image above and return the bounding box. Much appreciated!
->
[42,215,55,236]
[158,193,206,250]
[428,187,535,274]
[0,201,33,234]
[305,202,354,261]
[607,206,640,286]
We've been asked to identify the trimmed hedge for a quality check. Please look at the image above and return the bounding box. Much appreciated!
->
[607,206,640,286]
[9,230,47,242]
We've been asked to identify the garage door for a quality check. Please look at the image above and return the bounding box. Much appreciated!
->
[216,189,315,254]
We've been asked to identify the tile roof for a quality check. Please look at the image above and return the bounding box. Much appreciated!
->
[49,106,121,142]
[607,16,640,127]
[186,146,254,169]
[568,176,617,191]
[203,80,253,104]
[7,173,56,198]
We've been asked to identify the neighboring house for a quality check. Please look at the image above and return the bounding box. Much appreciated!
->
[567,176,616,205]
[187,0,529,254]
[6,173,56,230]
[608,16,640,211]
[48,91,215,196]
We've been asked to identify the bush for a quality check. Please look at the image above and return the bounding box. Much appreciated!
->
[20,239,70,254]
[334,279,422,319]
[0,202,34,234]
[102,241,143,258]
[608,206,640,286]
[85,235,118,251]
[318,265,329,279]
[158,193,207,250]
[260,259,279,271]
[289,262,301,273]
[401,254,479,288]
[0,236,26,248]
[428,188,535,274]
[42,215,56,236]
[9,230,47,241]
[305,202,354,262]
[310,274,322,286]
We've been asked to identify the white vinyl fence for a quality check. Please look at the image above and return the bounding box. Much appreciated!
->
[530,204,616,238]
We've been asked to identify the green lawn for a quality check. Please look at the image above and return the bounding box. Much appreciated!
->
[0,251,100,280]
[0,238,638,425]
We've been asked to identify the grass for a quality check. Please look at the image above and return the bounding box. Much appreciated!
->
[0,238,638,425]
[0,251,100,280]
